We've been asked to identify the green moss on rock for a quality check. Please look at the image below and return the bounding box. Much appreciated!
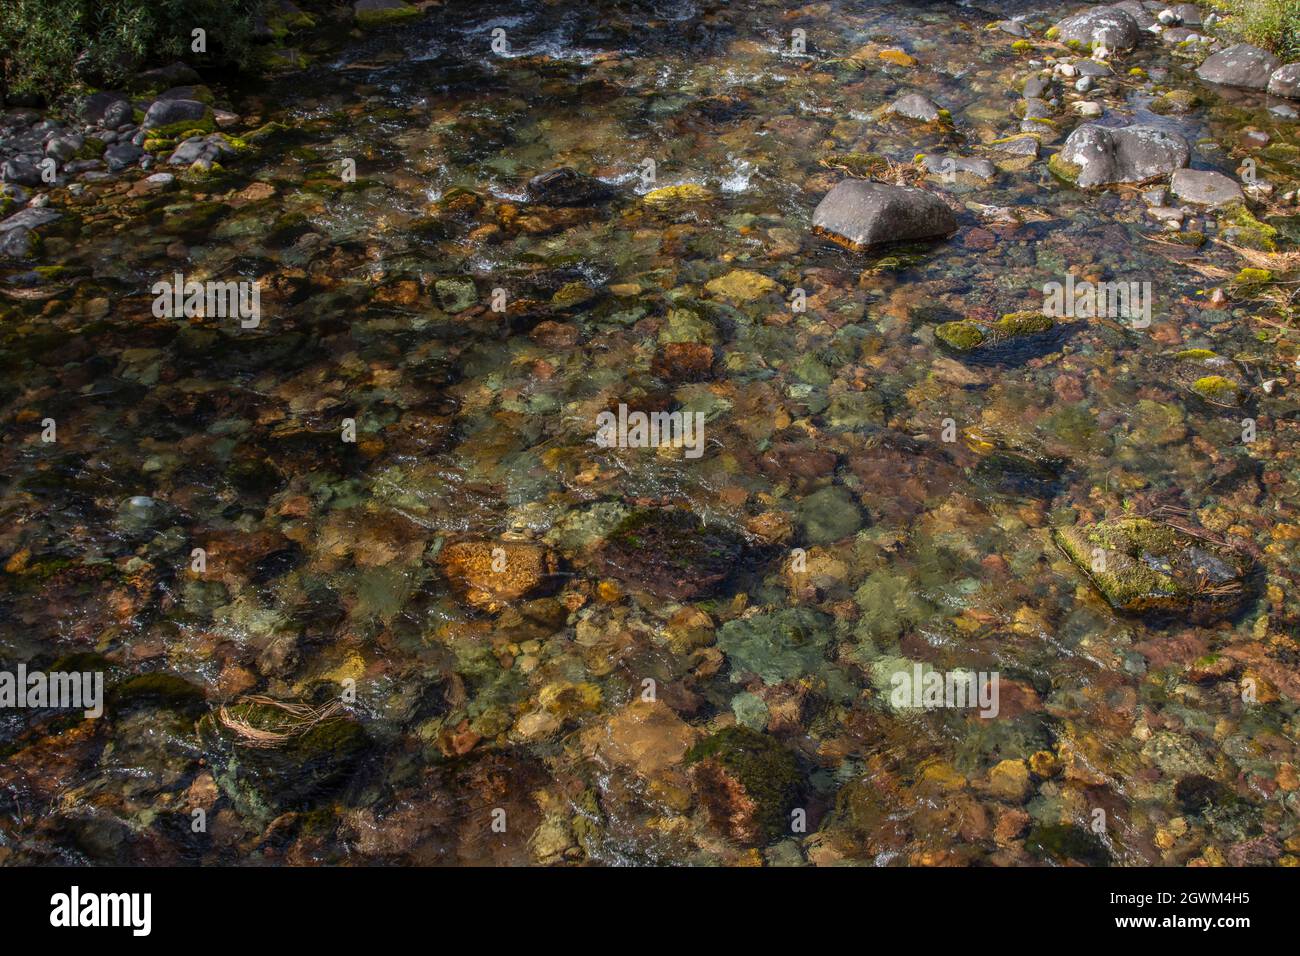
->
[935,320,986,351]
[1047,151,1082,185]
[687,726,801,845]
[1190,374,1244,407]
[356,2,422,28]
[1053,517,1251,621]
[198,698,369,820]
[1218,204,1277,251]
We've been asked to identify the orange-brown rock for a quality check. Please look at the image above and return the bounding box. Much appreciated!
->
[438,540,556,610]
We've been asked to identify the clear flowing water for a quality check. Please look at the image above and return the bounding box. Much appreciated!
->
[2,0,1299,866]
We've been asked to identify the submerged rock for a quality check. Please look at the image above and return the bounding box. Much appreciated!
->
[1188,374,1245,407]
[1052,6,1141,52]
[1054,517,1252,622]
[796,484,864,544]
[1026,822,1111,866]
[1050,123,1189,187]
[885,92,943,123]
[197,697,369,819]
[919,154,997,181]
[716,606,835,685]
[439,540,557,611]
[1196,44,1281,90]
[812,180,957,251]
[525,167,615,206]
[934,311,1058,361]
[705,269,781,303]
[589,508,747,601]
[687,726,801,845]
[964,427,1065,497]
[643,183,713,208]
[1169,169,1243,208]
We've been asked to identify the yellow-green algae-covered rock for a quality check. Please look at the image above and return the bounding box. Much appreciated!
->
[643,183,714,207]
[704,269,781,303]
[1053,517,1251,622]
[935,311,1056,355]
[1189,374,1245,407]
[354,0,422,28]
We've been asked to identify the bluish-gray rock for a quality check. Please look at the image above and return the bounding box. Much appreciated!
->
[1054,123,1189,187]
[1169,168,1244,207]
[812,180,958,251]
[1268,63,1300,99]
[1054,6,1142,51]
[142,98,209,130]
[1197,43,1280,90]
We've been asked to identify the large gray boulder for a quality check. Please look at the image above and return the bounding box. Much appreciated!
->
[1052,123,1189,187]
[1268,63,1300,99]
[142,98,210,130]
[812,180,957,251]
[1053,6,1141,52]
[79,91,130,126]
[1112,1,1156,30]
[1169,169,1244,207]
[1196,44,1281,90]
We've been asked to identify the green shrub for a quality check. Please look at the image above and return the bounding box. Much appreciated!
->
[0,0,270,100]
[1207,0,1300,61]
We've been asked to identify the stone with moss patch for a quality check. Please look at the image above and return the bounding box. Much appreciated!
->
[1217,204,1277,251]
[198,698,369,820]
[1190,374,1244,407]
[687,726,801,845]
[935,311,1055,356]
[644,183,714,207]
[354,0,422,28]
[1054,517,1251,621]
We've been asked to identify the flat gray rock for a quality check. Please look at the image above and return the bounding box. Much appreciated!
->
[0,207,62,233]
[1197,43,1280,90]
[1056,123,1189,186]
[812,180,957,251]
[921,154,997,181]
[885,92,942,122]
[990,135,1040,157]
[1054,6,1141,51]
[1170,168,1244,207]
